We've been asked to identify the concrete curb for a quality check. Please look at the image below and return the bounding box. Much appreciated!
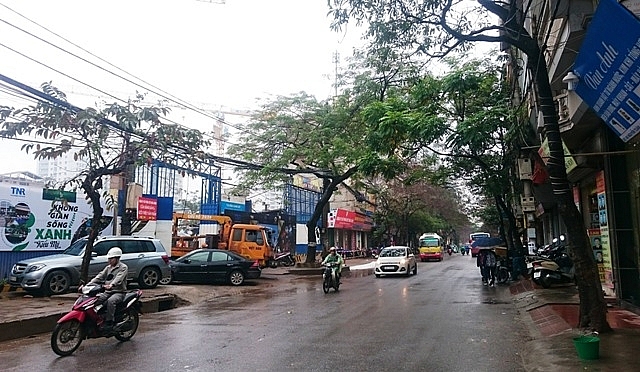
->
[287,265,365,276]
[0,312,64,343]
[0,294,181,343]
[0,285,23,293]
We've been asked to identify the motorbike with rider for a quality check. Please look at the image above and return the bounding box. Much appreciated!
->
[51,247,143,356]
[321,247,344,293]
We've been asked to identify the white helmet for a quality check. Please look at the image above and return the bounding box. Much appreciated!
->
[106,247,123,259]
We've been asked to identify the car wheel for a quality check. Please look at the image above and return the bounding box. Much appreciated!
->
[43,270,71,296]
[228,270,245,286]
[159,276,171,285]
[138,267,161,289]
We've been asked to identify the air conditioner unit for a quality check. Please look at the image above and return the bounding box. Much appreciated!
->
[521,196,535,212]
[517,158,532,180]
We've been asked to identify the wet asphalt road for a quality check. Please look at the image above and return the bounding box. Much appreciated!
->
[0,254,527,371]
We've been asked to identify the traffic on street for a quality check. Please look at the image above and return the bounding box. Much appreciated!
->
[1,254,529,371]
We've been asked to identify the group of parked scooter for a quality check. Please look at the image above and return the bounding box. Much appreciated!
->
[527,235,575,288]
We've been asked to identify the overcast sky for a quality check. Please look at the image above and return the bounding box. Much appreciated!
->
[0,0,364,174]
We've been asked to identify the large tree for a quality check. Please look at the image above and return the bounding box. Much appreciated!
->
[227,91,403,263]
[227,47,435,264]
[0,83,211,282]
[328,0,610,331]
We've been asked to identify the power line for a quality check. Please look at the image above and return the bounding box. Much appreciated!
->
[0,42,125,103]
[0,3,242,127]
[0,41,236,147]
[0,3,249,144]
[0,74,326,177]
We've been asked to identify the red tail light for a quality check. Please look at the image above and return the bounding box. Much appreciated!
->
[161,255,170,264]
[251,260,260,268]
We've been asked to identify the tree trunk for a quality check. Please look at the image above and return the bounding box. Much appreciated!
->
[529,48,611,332]
[304,178,338,264]
[303,167,359,264]
[495,194,524,256]
[79,176,105,283]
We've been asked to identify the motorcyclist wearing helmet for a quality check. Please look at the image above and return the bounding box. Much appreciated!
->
[87,247,128,332]
[321,247,344,282]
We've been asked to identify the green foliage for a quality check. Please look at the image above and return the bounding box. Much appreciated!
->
[227,84,412,193]
[1,83,211,179]
[328,0,611,334]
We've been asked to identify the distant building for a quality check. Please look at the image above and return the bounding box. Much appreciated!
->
[36,152,86,184]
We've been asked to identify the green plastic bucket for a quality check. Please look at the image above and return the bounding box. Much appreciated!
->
[573,336,600,360]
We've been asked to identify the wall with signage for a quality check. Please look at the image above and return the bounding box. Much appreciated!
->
[0,184,109,251]
[574,0,640,142]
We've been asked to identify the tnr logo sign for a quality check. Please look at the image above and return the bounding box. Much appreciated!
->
[11,187,26,196]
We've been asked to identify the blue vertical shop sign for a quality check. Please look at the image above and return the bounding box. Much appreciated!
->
[573,0,640,142]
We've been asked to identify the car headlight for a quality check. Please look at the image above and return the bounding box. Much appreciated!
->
[26,264,46,273]
[400,258,407,265]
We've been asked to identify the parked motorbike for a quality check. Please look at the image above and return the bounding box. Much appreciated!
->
[322,262,340,293]
[531,242,575,288]
[51,285,143,356]
[273,251,296,267]
[526,235,566,277]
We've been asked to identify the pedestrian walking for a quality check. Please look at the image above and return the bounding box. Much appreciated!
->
[477,249,497,286]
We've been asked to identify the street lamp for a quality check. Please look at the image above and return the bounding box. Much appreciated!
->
[563,71,579,91]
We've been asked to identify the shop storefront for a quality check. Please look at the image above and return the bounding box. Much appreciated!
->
[582,171,615,297]
[327,208,373,257]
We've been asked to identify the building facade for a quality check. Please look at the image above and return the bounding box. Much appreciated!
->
[511,0,640,310]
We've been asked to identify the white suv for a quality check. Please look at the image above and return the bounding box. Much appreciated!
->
[8,236,171,296]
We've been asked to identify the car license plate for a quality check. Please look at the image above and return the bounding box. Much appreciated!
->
[533,271,541,279]
[9,276,17,282]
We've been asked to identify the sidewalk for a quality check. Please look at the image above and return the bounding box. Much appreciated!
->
[511,278,640,370]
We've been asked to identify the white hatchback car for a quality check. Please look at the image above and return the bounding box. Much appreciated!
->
[374,246,418,277]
